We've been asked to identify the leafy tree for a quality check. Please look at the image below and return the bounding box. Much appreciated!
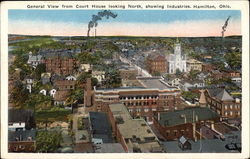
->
[10,80,29,107]
[225,51,241,70]
[33,63,46,80]
[175,69,182,76]
[24,93,53,110]
[36,131,62,153]
[104,68,122,88]
[181,91,199,103]
[152,71,161,76]
[65,88,84,106]
[188,70,200,80]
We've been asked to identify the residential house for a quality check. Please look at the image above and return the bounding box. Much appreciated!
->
[187,59,203,72]
[41,73,51,85]
[79,64,91,72]
[92,71,105,83]
[27,51,43,68]
[66,75,76,81]
[179,79,205,91]
[54,90,70,106]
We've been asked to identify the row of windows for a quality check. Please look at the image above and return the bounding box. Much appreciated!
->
[129,108,156,112]
[165,129,189,137]
[225,104,240,110]
[119,96,158,100]
[124,101,157,106]
[224,111,241,116]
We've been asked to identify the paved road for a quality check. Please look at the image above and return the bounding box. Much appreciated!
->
[119,56,152,77]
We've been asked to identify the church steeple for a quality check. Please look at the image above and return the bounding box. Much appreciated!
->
[176,37,179,43]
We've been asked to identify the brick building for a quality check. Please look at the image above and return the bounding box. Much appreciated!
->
[153,107,220,141]
[146,54,167,75]
[94,77,182,123]
[203,88,241,119]
[8,130,36,152]
[54,80,76,90]
[44,53,79,76]
[107,103,164,152]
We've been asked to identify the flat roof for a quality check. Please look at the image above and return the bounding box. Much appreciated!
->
[109,103,161,152]
[94,143,125,153]
[89,112,113,143]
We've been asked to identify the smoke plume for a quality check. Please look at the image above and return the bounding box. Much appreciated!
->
[221,16,231,37]
[87,10,117,37]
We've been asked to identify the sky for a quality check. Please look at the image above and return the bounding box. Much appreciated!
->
[8,10,241,37]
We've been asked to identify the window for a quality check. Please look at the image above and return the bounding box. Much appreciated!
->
[230,105,233,109]
[174,131,177,136]
[230,111,233,116]
[166,131,170,137]
[181,130,184,135]
[225,112,228,116]
[144,109,149,112]
[225,105,228,110]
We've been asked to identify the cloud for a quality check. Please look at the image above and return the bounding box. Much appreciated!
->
[9,19,241,37]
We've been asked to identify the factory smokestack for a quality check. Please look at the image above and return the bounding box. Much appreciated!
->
[87,10,118,37]
[221,16,231,38]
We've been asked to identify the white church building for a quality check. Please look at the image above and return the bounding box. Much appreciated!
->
[168,40,187,74]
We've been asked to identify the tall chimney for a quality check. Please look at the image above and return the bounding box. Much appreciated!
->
[84,78,92,107]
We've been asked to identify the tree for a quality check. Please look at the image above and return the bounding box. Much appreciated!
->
[24,93,53,110]
[181,91,199,103]
[188,70,199,80]
[10,80,29,107]
[33,63,46,80]
[65,88,84,106]
[225,51,241,70]
[175,69,182,76]
[104,68,122,88]
[36,131,62,153]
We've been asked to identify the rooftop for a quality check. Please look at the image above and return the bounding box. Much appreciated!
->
[163,130,241,153]
[89,112,113,143]
[207,88,234,101]
[8,109,35,124]
[8,129,36,142]
[94,143,125,153]
[157,107,220,127]
[109,103,161,152]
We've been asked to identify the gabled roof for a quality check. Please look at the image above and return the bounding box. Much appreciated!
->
[207,88,234,101]
[158,107,220,127]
